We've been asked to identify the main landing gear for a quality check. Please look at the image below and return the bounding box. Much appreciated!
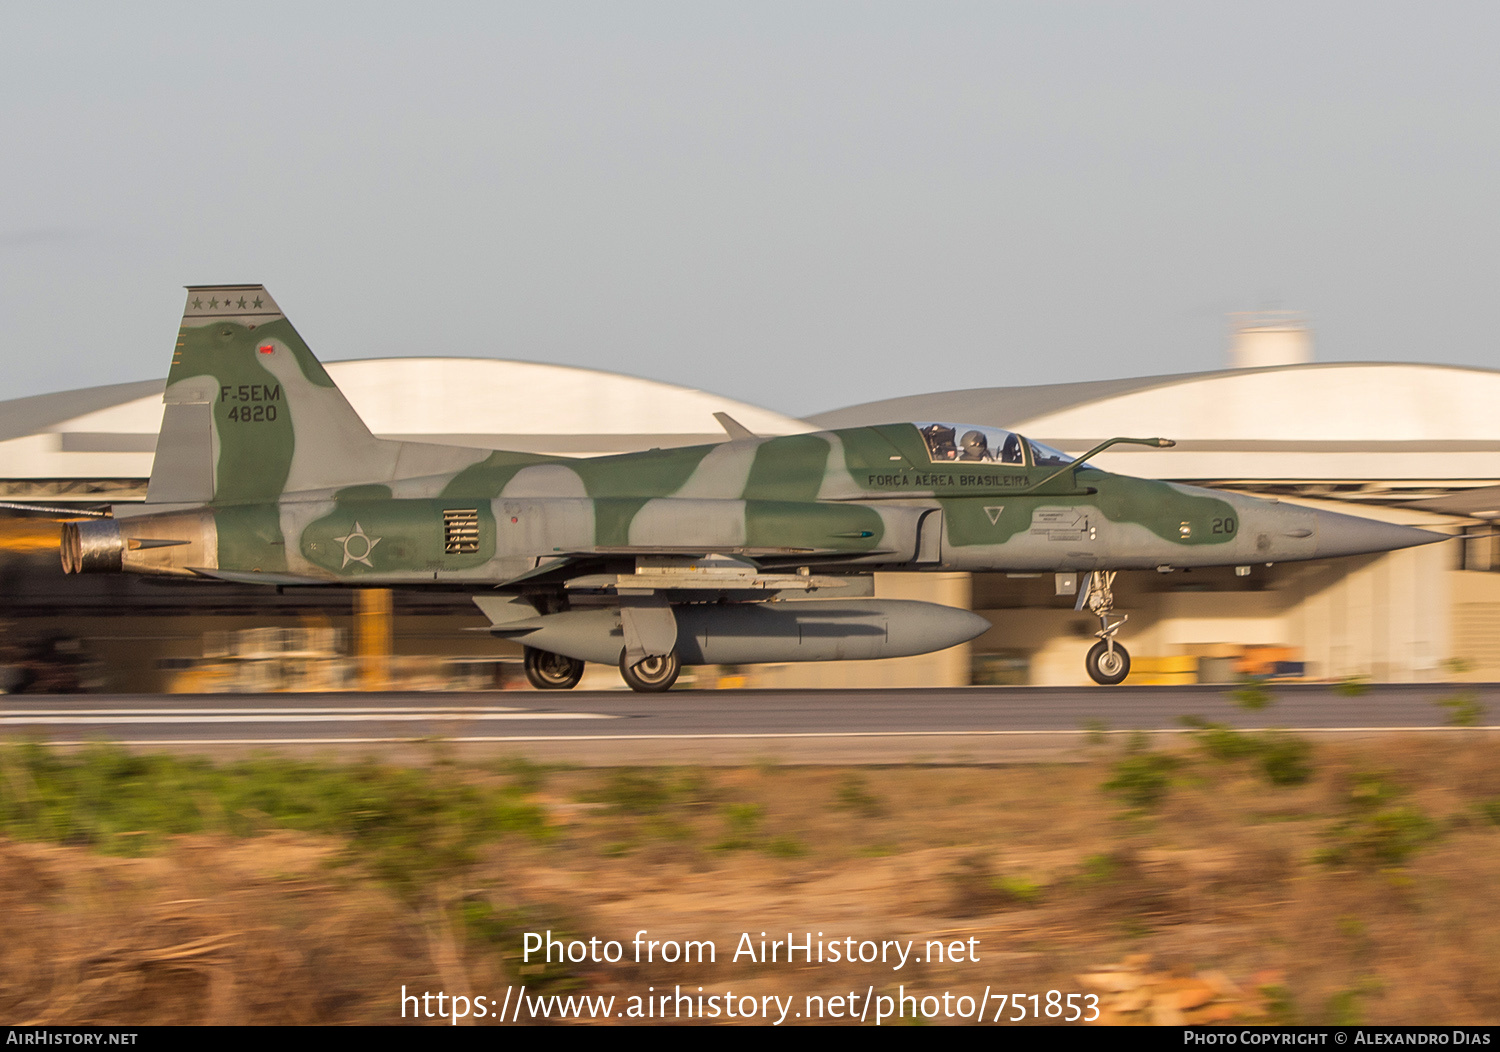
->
[523,646,583,690]
[619,649,681,693]
[522,646,684,692]
[1079,570,1130,686]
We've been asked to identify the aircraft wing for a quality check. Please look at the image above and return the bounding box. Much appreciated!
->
[559,545,893,558]
[495,548,877,597]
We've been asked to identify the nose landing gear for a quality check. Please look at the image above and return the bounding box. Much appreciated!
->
[1086,639,1130,685]
[1079,571,1130,685]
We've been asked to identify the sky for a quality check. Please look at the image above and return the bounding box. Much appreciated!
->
[3,2,1498,418]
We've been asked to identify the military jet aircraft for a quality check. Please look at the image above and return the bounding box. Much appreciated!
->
[59,286,1445,689]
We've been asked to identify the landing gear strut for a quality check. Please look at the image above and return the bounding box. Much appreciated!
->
[1080,571,1130,685]
[619,649,681,693]
[524,646,584,690]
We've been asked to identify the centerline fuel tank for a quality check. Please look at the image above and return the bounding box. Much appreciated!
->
[486,598,990,666]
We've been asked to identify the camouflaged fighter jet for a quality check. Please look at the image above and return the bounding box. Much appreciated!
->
[59,285,1446,689]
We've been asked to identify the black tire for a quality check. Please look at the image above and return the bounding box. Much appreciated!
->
[619,649,681,693]
[1086,641,1130,686]
[524,647,583,690]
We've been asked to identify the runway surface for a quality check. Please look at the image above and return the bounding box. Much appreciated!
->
[4,683,1497,764]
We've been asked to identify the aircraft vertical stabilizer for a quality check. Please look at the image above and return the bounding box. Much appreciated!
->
[146,285,481,505]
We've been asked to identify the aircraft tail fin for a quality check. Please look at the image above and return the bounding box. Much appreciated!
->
[147,285,479,504]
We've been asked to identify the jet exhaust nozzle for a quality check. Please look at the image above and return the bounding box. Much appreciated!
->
[61,511,215,576]
[60,519,124,574]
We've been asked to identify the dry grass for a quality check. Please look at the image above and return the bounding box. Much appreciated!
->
[3,735,1500,1024]
[0,834,463,1024]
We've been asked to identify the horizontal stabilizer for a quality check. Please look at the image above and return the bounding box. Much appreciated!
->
[0,502,111,519]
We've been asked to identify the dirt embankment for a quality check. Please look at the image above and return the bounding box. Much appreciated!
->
[3,736,1500,1025]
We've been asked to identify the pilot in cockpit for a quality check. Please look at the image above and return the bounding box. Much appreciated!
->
[959,430,991,461]
[921,424,958,460]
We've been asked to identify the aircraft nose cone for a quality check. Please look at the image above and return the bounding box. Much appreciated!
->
[1311,508,1449,560]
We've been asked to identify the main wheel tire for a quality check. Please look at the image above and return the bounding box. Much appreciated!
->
[619,649,681,693]
[1086,641,1130,686]
[524,646,584,690]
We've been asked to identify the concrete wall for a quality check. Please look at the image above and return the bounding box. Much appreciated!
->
[1450,570,1500,682]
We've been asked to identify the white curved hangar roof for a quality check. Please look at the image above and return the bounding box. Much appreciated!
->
[811,362,1500,489]
[0,358,812,488]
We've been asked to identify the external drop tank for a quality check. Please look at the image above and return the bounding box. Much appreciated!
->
[482,598,992,666]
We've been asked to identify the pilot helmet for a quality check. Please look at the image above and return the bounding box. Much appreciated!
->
[960,430,989,458]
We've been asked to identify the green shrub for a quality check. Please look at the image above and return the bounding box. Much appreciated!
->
[947,854,1043,914]
[1180,719,1315,786]
[0,740,548,900]
[712,803,765,851]
[1259,734,1314,786]
[834,775,886,817]
[1436,691,1485,728]
[764,836,807,858]
[589,768,676,814]
[1230,678,1275,711]
[1319,773,1437,868]
[1103,752,1179,809]
[1181,717,1263,761]
[1075,853,1121,886]
[1260,983,1298,1025]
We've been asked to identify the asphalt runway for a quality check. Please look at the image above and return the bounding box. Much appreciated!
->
[3,683,1497,765]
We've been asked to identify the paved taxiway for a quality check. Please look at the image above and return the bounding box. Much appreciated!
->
[4,683,1497,764]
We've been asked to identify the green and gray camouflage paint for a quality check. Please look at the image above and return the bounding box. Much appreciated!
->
[125,287,1342,583]
[60,285,1443,688]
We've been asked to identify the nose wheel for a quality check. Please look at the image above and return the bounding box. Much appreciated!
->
[620,649,681,693]
[524,646,584,690]
[1086,640,1130,685]
[1079,570,1131,685]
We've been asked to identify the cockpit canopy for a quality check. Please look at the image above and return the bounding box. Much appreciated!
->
[918,423,1022,464]
[915,423,1085,469]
